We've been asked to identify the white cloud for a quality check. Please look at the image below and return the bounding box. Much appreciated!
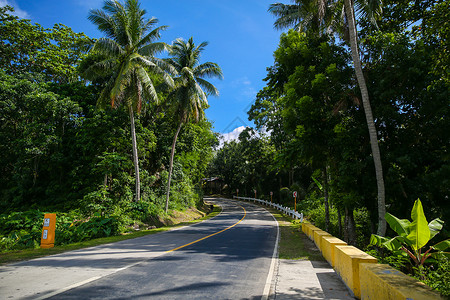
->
[217,126,272,149]
[218,126,247,148]
[0,0,30,19]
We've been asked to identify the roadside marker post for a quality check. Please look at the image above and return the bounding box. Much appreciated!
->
[293,191,298,212]
[40,213,56,248]
[270,191,273,203]
[236,188,239,198]
[254,189,257,200]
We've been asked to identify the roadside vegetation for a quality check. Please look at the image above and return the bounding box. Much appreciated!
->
[207,0,449,297]
[0,1,221,254]
[0,204,221,265]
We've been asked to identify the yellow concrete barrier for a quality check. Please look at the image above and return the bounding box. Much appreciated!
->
[359,263,444,300]
[303,222,312,236]
[302,222,311,236]
[321,236,347,267]
[313,230,331,251]
[306,224,321,239]
[334,245,377,298]
[300,223,442,299]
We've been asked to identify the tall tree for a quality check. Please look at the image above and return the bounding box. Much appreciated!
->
[0,6,92,83]
[269,0,387,235]
[84,0,173,201]
[164,37,222,212]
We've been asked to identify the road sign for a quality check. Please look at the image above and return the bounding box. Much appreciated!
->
[236,188,239,193]
[293,191,297,198]
[270,191,273,196]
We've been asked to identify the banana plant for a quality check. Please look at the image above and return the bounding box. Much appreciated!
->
[370,199,450,267]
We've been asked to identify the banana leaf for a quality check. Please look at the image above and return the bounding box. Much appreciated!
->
[385,212,410,237]
[407,199,430,250]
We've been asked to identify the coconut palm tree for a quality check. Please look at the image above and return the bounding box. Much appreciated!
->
[84,0,174,201]
[164,37,223,213]
[269,0,386,236]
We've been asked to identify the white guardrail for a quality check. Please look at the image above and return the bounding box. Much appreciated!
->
[233,196,303,222]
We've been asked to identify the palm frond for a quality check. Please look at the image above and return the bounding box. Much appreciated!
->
[142,16,159,33]
[196,77,219,97]
[193,81,208,106]
[91,38,124,57]
[138,42,167,56]
[269,3,303,30]
[126,0,145,45]
[165,58,182,72]
[181,66,196,82]
[135,25,168,51]
[110,57,133,106]
[355,0,382,28]
[103,0,123,15]
[82,57,117,80]
[194,62,224,79]
[151,56,178,76]
[136,66,158,104]
[97,76,116,108]
[88,9,117,39]
[134,55,175,87]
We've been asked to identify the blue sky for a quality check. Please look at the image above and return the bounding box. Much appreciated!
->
[2,0,283,137]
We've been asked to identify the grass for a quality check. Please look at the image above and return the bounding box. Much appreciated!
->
[0,205,221,265]
[267,208,325,261]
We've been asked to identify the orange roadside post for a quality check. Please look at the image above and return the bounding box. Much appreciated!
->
[40,213,56,248]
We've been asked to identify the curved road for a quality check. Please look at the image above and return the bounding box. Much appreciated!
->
[0,198,278,299]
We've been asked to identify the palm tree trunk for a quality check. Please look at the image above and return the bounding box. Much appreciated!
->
[165,122,183,213]
[129,106,140,202]
[345,206,357,245]
[344,0,386,236]
[323,167,330,232]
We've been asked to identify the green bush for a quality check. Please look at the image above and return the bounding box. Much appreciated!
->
[306,203,340,237]
[0,209,124,250]
[366,248,411,274]
[415,256,450,297]
[0,210,44,234]
[56,215,121,245]
[354,207,372,248]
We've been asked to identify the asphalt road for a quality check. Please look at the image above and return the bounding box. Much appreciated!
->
[0,198,279,300]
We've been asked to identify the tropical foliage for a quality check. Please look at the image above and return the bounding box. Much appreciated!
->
[208,0,449,253]
[83,0,174,201]
[164,37,222,212]
[370,199,449,267]
[0,2,218,248]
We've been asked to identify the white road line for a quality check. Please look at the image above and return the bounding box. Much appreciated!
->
[34,276,102,300]
[261,206,280,300]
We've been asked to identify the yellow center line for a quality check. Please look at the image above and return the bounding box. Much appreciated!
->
[166,204,247,253]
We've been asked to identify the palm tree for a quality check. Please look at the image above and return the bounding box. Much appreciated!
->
[164,37,223,213]
[84,0,174,201]
[269,0,387,236]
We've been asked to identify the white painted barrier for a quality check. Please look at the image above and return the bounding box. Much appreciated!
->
[233,196,303,222]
